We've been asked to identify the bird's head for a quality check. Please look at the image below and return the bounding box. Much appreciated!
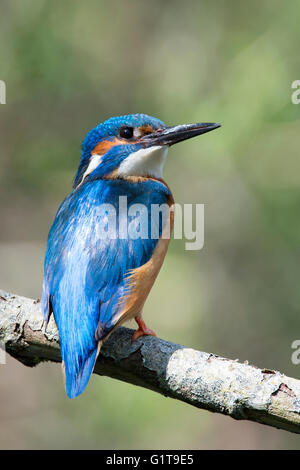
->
[74,113,220,188]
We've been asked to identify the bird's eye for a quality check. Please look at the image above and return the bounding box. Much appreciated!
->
[119,126,134,140]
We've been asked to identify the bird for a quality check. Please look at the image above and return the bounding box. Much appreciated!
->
[41,113,220,398]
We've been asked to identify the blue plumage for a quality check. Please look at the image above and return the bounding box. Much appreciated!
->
[42,113,220,398]
[42,114,170,398]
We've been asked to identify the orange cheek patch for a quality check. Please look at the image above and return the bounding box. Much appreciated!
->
[138,125,155,135]
[91,138,126,155]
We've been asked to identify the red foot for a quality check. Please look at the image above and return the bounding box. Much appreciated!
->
[131,317,157,343]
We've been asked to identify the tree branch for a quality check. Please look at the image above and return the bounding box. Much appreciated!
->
[1,289,300,434]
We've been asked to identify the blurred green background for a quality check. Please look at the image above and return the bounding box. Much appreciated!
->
[1,0,300,449]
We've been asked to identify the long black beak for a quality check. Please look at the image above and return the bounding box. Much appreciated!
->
[141,122,221,147]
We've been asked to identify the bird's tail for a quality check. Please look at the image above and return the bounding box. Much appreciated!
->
[63,342,102,399]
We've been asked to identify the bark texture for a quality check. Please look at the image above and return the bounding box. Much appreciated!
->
[1,289,300,434]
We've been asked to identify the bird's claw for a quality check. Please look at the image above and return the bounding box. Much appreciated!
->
[131,317,156,343]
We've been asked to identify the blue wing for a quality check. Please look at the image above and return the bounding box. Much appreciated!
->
[42,178,170,398]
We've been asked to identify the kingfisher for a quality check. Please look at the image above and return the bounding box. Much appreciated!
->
[42,114,220,398]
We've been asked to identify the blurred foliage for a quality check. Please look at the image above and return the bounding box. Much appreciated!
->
[1,0,300,449]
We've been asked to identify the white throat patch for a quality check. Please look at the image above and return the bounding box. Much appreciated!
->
[80,153,103,184]
[116,146,168,179]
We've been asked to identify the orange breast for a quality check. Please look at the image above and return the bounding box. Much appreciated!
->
[115,191,174,326]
